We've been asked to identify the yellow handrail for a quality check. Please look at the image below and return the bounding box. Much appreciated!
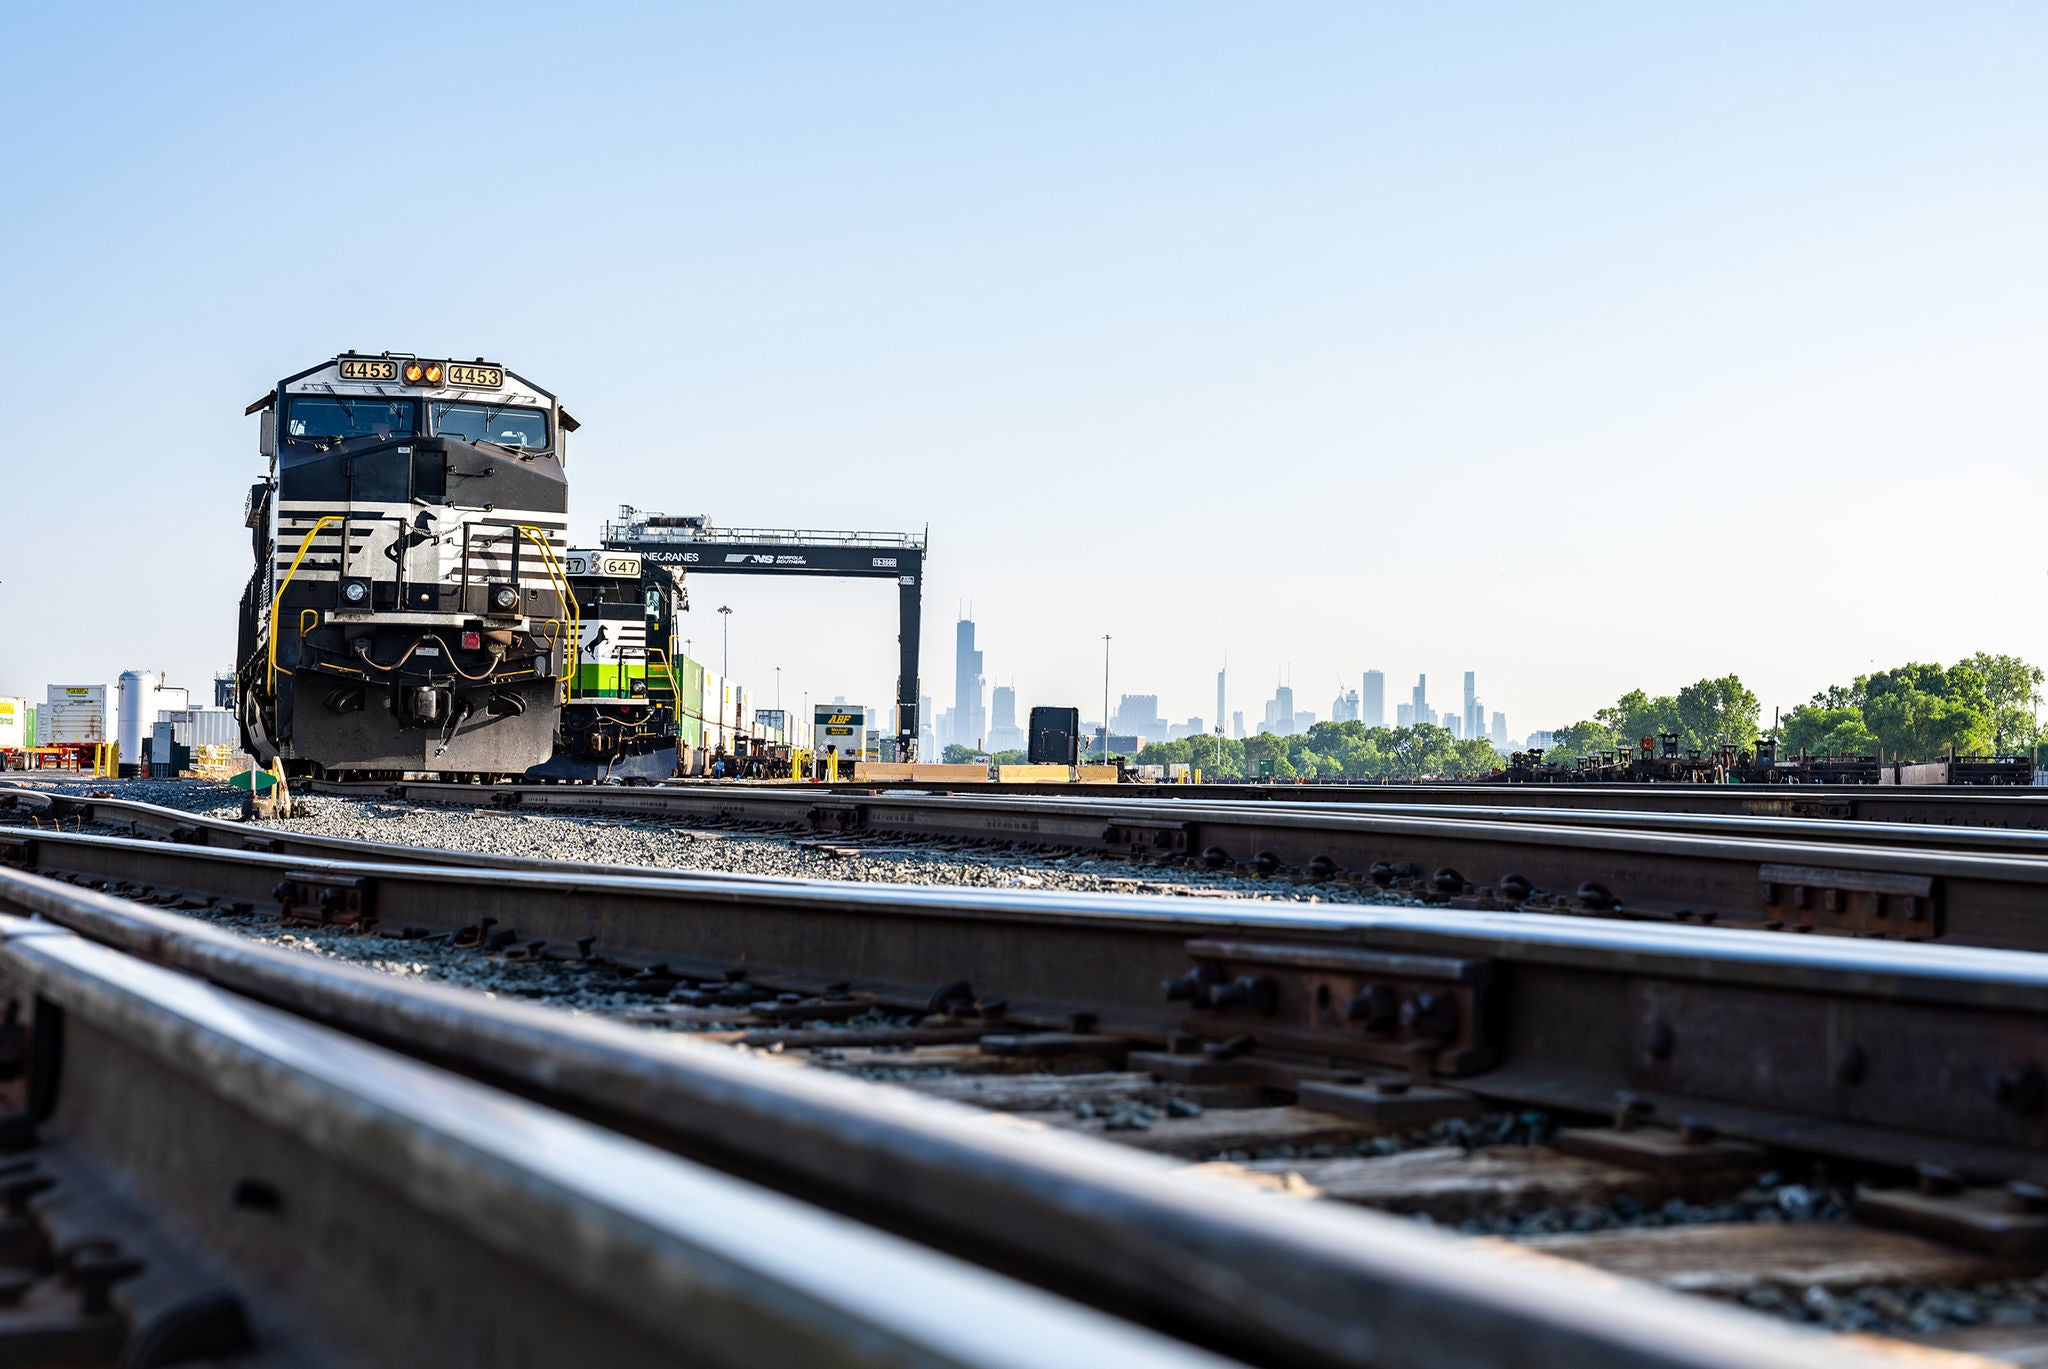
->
[268,515,341,693]
[646,646,683,704]
[518,526,577,700]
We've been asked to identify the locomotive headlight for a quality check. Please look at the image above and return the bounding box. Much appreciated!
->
[489,583,520,614]
[423,363,443,384]
[403,363,424,383]
[340,577,371,606]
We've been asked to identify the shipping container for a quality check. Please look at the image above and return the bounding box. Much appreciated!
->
[0,697,25,752]
[43,685,107,744]
[159,708,240,749]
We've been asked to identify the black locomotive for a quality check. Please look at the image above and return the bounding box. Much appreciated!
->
[236,354,576,777]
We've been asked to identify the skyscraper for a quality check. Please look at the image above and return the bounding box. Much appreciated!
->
[1412,675,1428,730]
[1361,670,1384,727]
[1112,694,1168,741]
[1463,672,1478,740]
[1216,668,1226,740]
[1397,702,1415,728]
[1491,710,1509,749]
[989,685,1023,752]
[1231,710,1244,739]
[953,618,985,749]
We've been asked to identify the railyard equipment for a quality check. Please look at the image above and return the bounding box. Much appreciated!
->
[235,354,576,777]
[601,508,926,759]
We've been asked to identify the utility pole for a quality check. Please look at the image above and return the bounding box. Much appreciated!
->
[1101,634,1111,762]
[718,606,732,678]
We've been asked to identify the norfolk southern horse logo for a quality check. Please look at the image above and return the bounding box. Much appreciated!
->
[383,510,438,565]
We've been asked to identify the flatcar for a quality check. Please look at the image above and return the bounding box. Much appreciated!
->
[526,549,689,782]
[235,353,576,777]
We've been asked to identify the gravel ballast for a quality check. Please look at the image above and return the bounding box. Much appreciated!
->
[4,777,1391,904]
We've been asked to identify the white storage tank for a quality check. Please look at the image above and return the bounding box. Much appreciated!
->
[117,671,162,776]
[43,685,107,744]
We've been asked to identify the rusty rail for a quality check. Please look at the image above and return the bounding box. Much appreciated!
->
[294,778,2048,950]
[0,861,1905,1369]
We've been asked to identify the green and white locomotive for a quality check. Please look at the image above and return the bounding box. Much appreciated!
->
[526,549,692,782]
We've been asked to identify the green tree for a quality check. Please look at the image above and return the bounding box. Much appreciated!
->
[1674,674,1761,752]
[1964,652,2044,753]
[1448,737,1504,777]
[1543,720,1616,763]
[1595,689,1678,748]
[1778,705,1879,757]
[940,743,981,764]
[1241,732,1293,779]
[1862,663,1993,759]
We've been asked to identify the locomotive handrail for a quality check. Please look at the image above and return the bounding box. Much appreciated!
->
[518,526,577,701]
[645,646,683,704]
[268,514,342,693]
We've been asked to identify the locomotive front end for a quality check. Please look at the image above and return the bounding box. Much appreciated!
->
[236,354,576,776]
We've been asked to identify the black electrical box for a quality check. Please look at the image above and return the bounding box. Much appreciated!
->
[1027,706,1081,765]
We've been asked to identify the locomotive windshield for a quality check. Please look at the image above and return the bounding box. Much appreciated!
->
[430,402,549,450]
[287,396,416,441]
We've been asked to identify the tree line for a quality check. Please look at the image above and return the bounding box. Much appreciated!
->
[1132,722,1502,780]
[1543,654,2041,763]
[934,652,2042,776]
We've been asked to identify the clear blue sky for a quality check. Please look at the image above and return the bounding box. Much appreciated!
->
[3,4,2043,737]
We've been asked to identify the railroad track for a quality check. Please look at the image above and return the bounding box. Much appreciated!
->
[2,812,2044,1364]
[293,777,2048,950]
[799,779,2048,829]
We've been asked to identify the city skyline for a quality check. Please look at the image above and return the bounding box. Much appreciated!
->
[933,611,1533,753]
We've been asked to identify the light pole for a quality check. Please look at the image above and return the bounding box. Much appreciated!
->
[718,606,732,678]
[1101,634,1111,762]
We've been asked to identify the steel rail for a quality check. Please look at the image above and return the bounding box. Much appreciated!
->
[0,896,1240,1368]
[791,779,2048,829]
[0,864,1898,1369]
[0,783,791,886]
[6,829,2045,1183]
[307,778,2048,949]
